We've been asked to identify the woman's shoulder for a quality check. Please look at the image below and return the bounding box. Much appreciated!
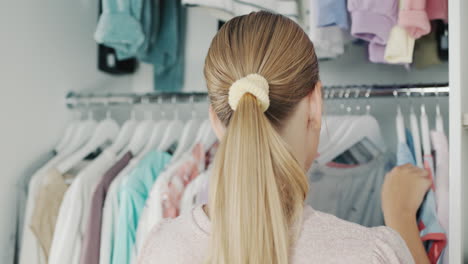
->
[295,206,414,263]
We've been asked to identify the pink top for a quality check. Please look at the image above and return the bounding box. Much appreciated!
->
[426,0,448,21]
[138,206,414,264]
[398,0,431,39]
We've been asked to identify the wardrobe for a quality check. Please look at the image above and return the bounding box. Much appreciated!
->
[0,0,467,263]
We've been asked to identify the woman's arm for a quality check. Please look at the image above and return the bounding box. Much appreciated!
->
[381,164,431,264]
[384,212,430,264]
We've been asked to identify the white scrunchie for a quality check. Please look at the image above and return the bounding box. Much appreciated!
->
[228,73,270,112]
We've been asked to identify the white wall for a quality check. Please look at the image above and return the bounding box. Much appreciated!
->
[448,0,468,261]
[0,0,132,261]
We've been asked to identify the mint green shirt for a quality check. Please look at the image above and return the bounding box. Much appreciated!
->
[112,151,171,264]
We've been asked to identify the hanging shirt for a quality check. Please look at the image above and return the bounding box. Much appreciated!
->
[384,0,415,64]
[148,0,186,92]
[134,142,217,259]
[348,0,398,63]
[99,165,128,264]
[306,152,394,227]
[431,131,449,264]
[94,0,147,60]
[19,155,63,264]
[162,143,217,218]
[80,151,133,264]
[398,0,431,39]
[397,140,447,264]
[180,165,213,214]
[111,151,171,264]
[426,0,448,22]
[413,28,443,69]
[29,166,81,261]
[48,151,117,264]
[181,0,300,22]
[307,0,347,59]
[12,151,55,264]
[316,0,349,29]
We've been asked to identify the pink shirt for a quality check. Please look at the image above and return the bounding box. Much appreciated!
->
[138,205,414,264]
[398,0,431,38]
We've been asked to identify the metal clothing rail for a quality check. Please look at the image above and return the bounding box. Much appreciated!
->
[66,83,449,108]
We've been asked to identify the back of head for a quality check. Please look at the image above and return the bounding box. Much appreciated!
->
[204,11,320,264]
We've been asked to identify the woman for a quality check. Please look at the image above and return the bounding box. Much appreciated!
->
[139,11,431,264]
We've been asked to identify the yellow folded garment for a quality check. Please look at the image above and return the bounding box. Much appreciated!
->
[384,26,415,64]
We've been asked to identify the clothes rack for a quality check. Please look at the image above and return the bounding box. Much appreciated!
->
[66,83,449,108]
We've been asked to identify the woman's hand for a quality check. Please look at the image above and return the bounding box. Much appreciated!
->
[381,164,431,220]
[381,164,432,264]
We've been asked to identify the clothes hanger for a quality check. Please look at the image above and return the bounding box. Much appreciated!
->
[58,108,98,158]
[56,107,120,174]
[55,111,81,154]
[435,88,445,133]
[157,96,184,152]
[318,115,386,165]
[171,96,202,161]
[108,109,139,156]
[317,91,356,162]
[420,91,432,157]
[350,89,379,163]
[408,91,423,167]
[358,89,381,158]
[395,91,407,144]
[189,119,210,149]
[200,121,218,150]
[317,87,386,165]
[120,98,156,157]
[136,98,169,159]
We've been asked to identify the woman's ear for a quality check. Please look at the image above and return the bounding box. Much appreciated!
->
[209,105,226,140]
[308,81,323,131]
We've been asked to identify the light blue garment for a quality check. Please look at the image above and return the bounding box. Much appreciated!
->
[405,129,416,162]
[111,151,171,264]
[397,141,416,166]
[148,0,186,92]
[94,0,147,60]
[396,142,446,263]
[317,0,349,29]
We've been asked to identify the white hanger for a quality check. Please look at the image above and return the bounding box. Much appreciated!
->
[396,107,407,143]
[420,94,432,156]
[108,110,138,156]
[55,111,81,153]
[121,108,156,157]
[56,110,120,174]
[316,115,386,165]
[318,91,361,162]
[395,91,407,144]
[408,92,423,167]
[137,119,169,159]
[435,89,445,133]
[171,97,202,160]
[157,97,184,152]
[200,122,218,150]
[58,110,98,158]
[188,119,210,151]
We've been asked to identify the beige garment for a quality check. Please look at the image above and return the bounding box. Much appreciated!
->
[138,205,415,264]
[29,164,85,261]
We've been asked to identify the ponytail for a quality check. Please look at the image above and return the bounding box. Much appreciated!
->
[203,11,319,264]
[207,94,308,264]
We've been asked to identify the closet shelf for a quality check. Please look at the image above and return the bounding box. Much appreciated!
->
[66,83,448,108]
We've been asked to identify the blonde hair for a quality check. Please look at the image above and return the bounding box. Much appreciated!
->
[204,11,320,264]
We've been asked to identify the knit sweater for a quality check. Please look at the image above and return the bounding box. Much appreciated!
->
[138,205,414,263]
